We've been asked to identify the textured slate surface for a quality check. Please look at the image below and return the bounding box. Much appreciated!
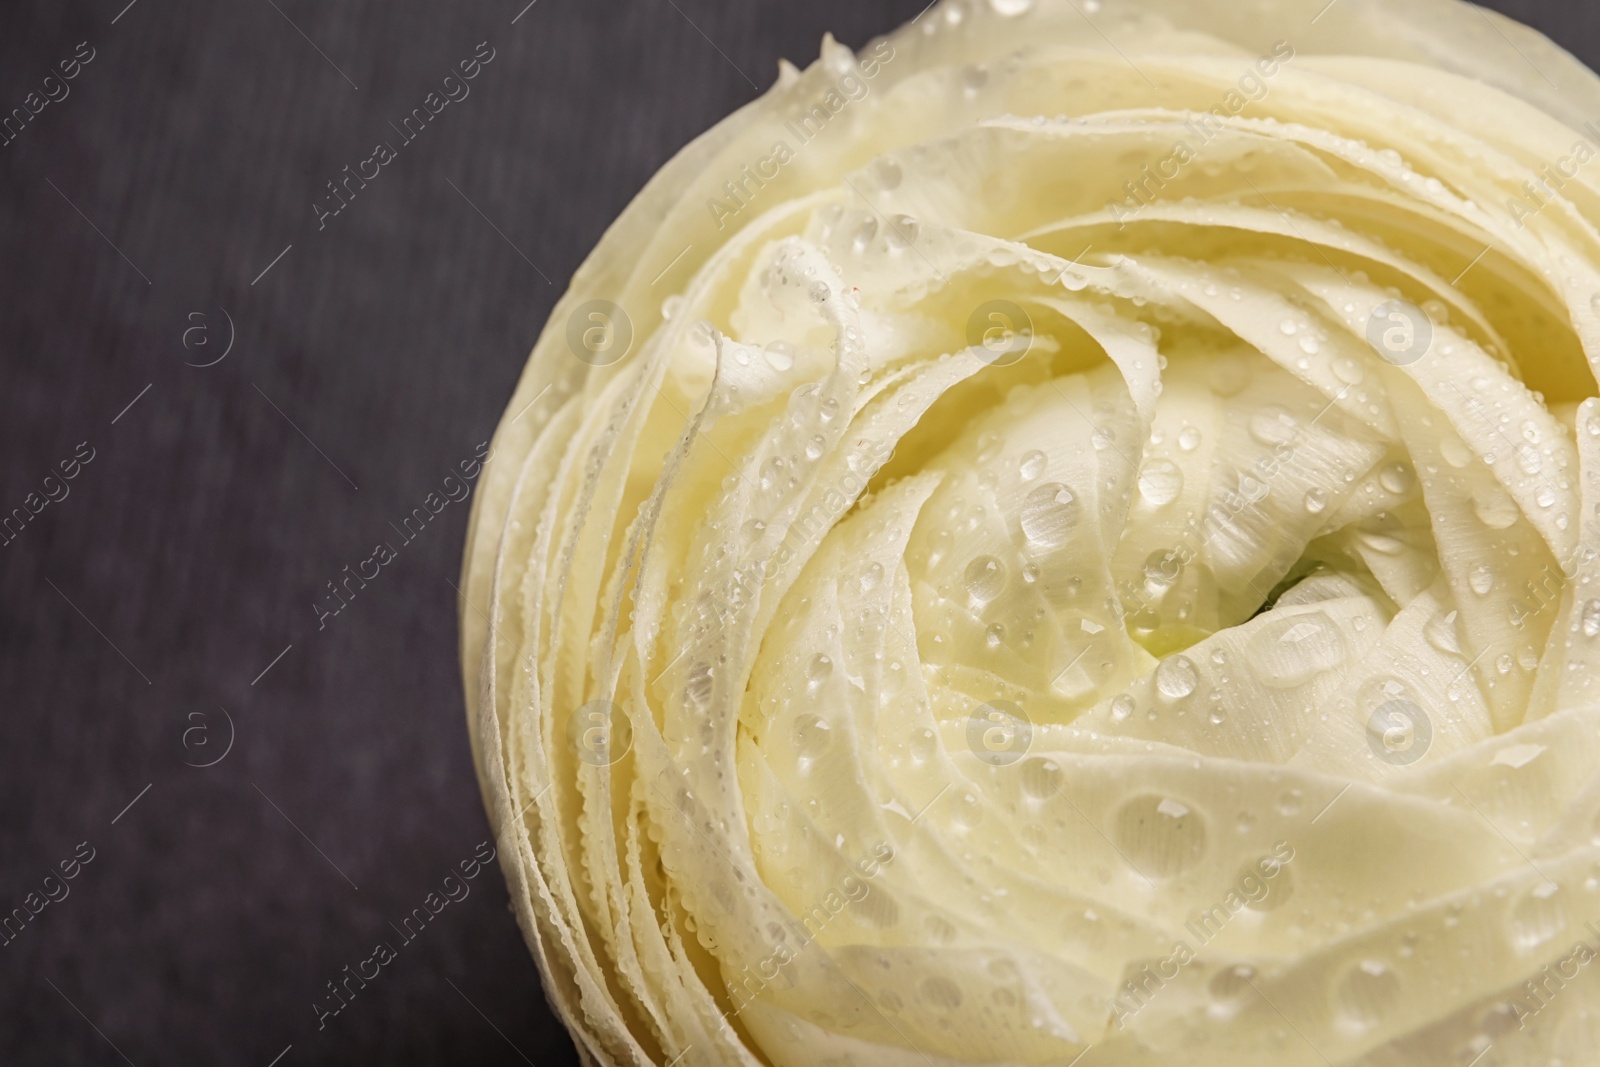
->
[0,1,1588,1064]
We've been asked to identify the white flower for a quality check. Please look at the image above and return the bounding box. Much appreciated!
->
[461,1,1600,1063]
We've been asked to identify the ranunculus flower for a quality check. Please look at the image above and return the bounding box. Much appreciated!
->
[460,0,1600,1062]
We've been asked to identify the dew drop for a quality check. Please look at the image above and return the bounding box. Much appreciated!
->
[964,555,1007,603]
[1250,408,1298,447]
[1440,437,1472,468]
[1334,961,1400,1034]
[858,561,884,594]
[1020,483,1080,547]
[874,157,902,192]
[851,218,878,251]
[890,215,920,248]
[1019,757,1061,798]
[1143,549,1183,594]
[1248,613,1347,688]
[1469,564,1495,597]
[793,714,832,757]
[1244,858,1294,911]
[1138,459,1184,506]
[686,663,714,707]
[1511,882,1566,951]
[1425,610,1462,655]
[759,456,785,491]
[1155,655,1199,700]
[1333,356,1364,385]
[763,341,795,371]
[1379,463,1415,495]
[1472,486,1520,530]
[1114,794,1207,878]
[1207,353,1250,397]
[1582,600,1600,638]
[1516,443,1543,476]
[1238,473,1268,503]
[1019,449,1048,481]
[1208,965,1257,1020]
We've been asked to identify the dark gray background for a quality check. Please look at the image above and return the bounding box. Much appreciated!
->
[0,1,1589,1064]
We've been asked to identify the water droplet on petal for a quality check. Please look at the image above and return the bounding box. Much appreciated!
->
[1379,463,1415,495]
[1020,483,1080,547]
[1155,656,1198,700]
[1469,564,1495,597]
[794,714,831,757]
[1517,444,1543,475]
[1425,610,1462,655]
[1492,743,1546,769]
[1208,965,1257,1020]
[1511,882,1566,951]
[1143,549,1183,595]
[1334,961,1400,1034]
[1138,459,1184,506]
[1114,794,1207,878]
[1019,757,1060,798]
[875,157,902,191]
[1472,486,1520,529]
[1248,614,1347,688]
[1582,600,1600,638]
[686,662,714,706]
[964,555,1007,603]
[858,561,884,594]
[764,341,794,371]
[1249,408,1297,447]
[1441,437,1473,468]
[1207,353,1250,397]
